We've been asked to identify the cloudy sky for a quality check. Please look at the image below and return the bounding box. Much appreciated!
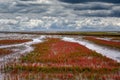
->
[0,0,120,31]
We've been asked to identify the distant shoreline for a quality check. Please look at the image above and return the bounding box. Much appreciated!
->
[0,31,120,36]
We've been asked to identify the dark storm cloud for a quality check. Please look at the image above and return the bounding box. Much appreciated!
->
[59,0,120,4]
[62,2,120,17]
[63,2,112,10]
[0,0,119,17]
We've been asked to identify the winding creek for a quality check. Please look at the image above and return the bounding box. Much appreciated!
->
[0,35,45,79]
[0,36,45,65]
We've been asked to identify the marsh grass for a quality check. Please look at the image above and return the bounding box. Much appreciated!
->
[2,38,120,80]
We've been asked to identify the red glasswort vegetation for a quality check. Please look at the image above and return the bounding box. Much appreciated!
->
[84,36,120,50]
[0,39,31,45]
[4,38,120,79]
[0,48,12,56]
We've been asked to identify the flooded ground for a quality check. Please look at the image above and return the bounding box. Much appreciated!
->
[0,33,46,80]
[0,33,120,80]
[62,37,120,62]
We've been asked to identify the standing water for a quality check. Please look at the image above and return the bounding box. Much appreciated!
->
[62,37,120,63]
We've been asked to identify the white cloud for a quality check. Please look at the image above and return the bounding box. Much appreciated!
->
[0,16,120,31]
[19,19,43,28]
[0,19,18,25]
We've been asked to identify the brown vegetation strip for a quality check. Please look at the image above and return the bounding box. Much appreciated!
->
[84,36,120,50]
[0,39,31,45]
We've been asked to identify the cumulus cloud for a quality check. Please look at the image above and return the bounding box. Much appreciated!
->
[0,0,120,31]
[0,16,120,31]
